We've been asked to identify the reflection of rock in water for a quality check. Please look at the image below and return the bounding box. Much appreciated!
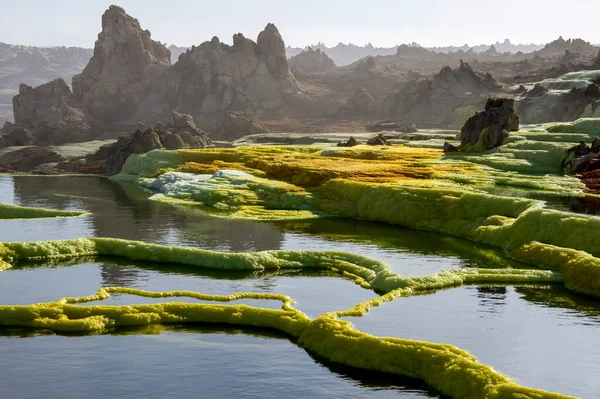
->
[252,278,277,292]
[11,176,285,251]
[516,285,600,321]
[100,263,142,287]
[476,286,507,315]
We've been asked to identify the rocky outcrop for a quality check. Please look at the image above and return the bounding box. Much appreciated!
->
[460,98,519,150]
[518,82,600,124]
[443,141,458,152]
[339,87,374,115]
[288,47,336,73]
[218,111,268,141]
[384,61,503,128]
[169,25,303,129]
[337,136,358,147]
[0,43,92,126]
[72,5,171,125]
[0,147,65,172]
[367,134,391,146]
[0,127,35,148]
[562,141,598,174]
[10,6,303,145]
[257,23,289,79]
[514,85,527,95]
[12,78,98,144]
[590,138,600,154]
[536,37,599,58]
[90,111,211,174]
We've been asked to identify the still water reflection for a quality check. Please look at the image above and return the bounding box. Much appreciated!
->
[0,176,599,398]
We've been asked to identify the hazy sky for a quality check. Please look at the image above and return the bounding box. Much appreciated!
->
[1,0,598,48]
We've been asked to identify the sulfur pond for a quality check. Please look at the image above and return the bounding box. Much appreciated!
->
[0,175,599,398]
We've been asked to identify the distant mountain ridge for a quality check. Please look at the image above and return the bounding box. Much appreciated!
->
[285,39,550,66]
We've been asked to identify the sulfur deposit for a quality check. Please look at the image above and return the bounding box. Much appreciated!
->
[0,236,580,398]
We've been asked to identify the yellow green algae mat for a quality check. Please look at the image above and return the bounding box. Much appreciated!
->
[0,236,592,398]
[2,120,600,398]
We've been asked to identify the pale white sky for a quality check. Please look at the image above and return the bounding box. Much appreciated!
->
[1,0,597,48]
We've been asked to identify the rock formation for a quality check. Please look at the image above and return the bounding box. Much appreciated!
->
[337,136,358,147]
[72,5,171,125]
[0,147,65,172]
[89,111,211,174]
[339,87,374,115]
[10,6,303,144]
[514,85,527,95]
[384,61,503,128]
[8,6,600,141]
[460,98,519,150]
[288,47,336,73]
[366,133,391,146]
[443,141,458,152]
[168,26,303,129]
[258,23,290,79]
[593,50,600,68]
[218,111,268,141]
[0,43,92,125]
[0,127,35,148]
[518,82,600,124]
[536,37,599,58]
[12,78,97,144]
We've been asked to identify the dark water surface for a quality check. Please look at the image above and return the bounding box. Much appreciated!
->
[0,175,598,398]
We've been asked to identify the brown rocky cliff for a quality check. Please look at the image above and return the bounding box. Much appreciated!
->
[168,23,303,130]
[384,62,503,127]
[257,23,290,79]
[71,5,171,124]
[288,47,336,73]
[11,7,304,140]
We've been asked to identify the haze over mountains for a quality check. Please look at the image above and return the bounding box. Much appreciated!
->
[1,33,598,127]
[1,4,599,141]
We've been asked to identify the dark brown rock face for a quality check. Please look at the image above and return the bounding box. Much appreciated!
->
[0,147,65,172]
[90,111,211,174]
[592,138,600,153]
[12,78,97,144]
[337,136,358,147]
[443,141,459,152]
[219,111,268,141]
[367,134,391,146]
[0,127,35,148]
[460,98,519,150]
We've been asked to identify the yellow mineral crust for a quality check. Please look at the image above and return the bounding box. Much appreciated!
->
[0,237,563,294]
[0,283,575,399]
[0,236,587,398]
[4,133,599,398]
[0,203,87,219]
